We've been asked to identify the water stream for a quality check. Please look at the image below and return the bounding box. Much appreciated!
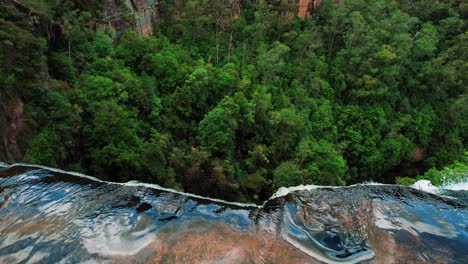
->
[0,164,466,263]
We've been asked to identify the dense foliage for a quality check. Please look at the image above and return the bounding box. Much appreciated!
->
[1,0,467,202]
[397,152,468,187]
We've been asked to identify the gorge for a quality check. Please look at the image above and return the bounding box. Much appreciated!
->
[1,4,467,262]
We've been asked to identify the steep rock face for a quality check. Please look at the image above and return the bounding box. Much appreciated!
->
[100,0,322,35]
[298,0,322,19]
[0,94,25,163]
[130,0,158,36]
[99,0,137,35]
[100,0,158,36]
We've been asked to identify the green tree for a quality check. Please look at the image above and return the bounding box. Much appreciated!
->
[296,139,346,185]
[82,101,142,181]
[198,96,240,158]
[24,128,66,168]
[273,161,307,188]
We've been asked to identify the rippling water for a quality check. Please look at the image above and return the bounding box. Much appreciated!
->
[0,164,467,263]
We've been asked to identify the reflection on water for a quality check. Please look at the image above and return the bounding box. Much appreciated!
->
[280,191,375,263]
[0,165,467,263]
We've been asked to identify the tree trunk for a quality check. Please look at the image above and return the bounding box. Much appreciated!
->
[227,31,233,63]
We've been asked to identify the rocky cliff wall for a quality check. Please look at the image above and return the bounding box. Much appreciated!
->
[298,0,322,19]
[0,94,25,163]
[99,0,158,36]
[131,0,158,36]
[99,0,322,36]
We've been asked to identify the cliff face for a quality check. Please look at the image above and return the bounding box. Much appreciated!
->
[99,0,322,36]
[298,0,322,19]
[99,0,158,36]
[17,0,323,40]
[0,94,25,163]
[130,0,158,36]
[0,1,158,164]
[0,1,43,164]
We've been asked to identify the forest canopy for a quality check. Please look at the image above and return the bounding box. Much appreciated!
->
[1,0,467,202]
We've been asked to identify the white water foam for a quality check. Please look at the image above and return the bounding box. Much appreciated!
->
[411,180,440,194]
[443,181,468,191]
[267,182,387,201]
[122,180,259,208]
[4,163,260,208]
[411,179,468,194]
[4,163,467,209]
[269,185,321,200]
[268,178,468,203]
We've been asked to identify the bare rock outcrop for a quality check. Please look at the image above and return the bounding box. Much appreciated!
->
[99,0,158,36]
[298,0,322,19]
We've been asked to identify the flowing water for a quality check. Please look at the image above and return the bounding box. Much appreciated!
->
[0,164,467,263]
